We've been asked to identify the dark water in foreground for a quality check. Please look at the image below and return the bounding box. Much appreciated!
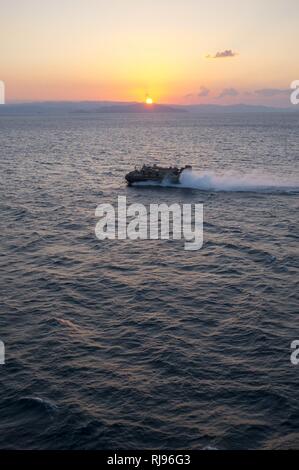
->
[0,111,299,449]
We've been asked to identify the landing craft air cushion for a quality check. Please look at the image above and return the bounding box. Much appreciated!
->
[125,164,192,186]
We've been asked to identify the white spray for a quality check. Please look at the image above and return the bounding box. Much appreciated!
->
[178,169,299,192]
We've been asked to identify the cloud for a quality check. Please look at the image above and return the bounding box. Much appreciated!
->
[218,88,239,98]
[206,49,237,59]
[185,86,210,99]
[198,86,210,97]
[254,88,290,97]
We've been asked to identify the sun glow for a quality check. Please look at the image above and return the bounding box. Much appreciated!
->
[145,97,153,105]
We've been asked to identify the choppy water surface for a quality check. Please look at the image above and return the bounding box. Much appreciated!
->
[0,111,299,449]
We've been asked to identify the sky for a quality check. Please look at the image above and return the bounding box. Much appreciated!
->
[0,0,298,105]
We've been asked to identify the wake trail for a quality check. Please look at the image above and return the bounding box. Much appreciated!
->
[178,170,299,192]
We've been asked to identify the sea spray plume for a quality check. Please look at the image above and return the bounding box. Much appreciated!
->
[179,169,299,192]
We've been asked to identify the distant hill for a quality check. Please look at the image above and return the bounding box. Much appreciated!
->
[0,101,185,114]
[75,103,186,113]
[0,101,297,114]
[184,103,298,113]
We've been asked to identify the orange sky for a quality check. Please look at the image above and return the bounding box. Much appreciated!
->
[1,0,298,106]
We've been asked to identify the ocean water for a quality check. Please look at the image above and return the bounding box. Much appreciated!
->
[0,111,299,450]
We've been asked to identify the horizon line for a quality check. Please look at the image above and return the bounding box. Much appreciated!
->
[2,100,296,109]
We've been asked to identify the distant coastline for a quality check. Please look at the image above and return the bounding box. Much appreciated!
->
[0,100,298,114]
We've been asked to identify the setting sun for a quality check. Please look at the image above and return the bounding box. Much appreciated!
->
[145,97,153,105]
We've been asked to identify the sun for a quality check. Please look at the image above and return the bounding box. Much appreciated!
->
[145,96,153,105]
